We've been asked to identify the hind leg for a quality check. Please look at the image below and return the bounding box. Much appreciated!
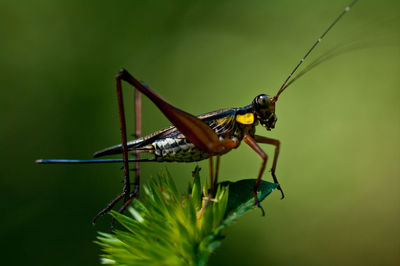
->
[92,71,143,225]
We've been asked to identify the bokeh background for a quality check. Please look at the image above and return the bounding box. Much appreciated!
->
[1,0,399,265]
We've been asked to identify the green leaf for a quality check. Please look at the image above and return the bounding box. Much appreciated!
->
[220,179,278,217]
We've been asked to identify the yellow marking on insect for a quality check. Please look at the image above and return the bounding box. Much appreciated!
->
[215,117,228,125]
[236,113,254,125]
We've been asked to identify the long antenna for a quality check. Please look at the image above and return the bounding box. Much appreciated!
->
[273,0,358,102]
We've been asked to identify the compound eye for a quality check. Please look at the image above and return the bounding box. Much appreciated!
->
[257,94,270,107]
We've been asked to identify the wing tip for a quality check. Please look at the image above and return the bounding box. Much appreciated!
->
[93,145,122,158]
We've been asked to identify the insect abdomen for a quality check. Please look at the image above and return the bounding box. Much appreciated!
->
[153,138,209,162]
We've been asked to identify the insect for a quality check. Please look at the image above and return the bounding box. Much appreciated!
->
[37,0,358,224]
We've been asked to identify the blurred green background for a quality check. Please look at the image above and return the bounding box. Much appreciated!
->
[1,0,399,265]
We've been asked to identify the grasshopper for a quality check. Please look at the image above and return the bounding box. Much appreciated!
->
[37,0,358,224]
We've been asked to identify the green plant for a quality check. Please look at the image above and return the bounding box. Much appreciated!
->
[96,167,277,265]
